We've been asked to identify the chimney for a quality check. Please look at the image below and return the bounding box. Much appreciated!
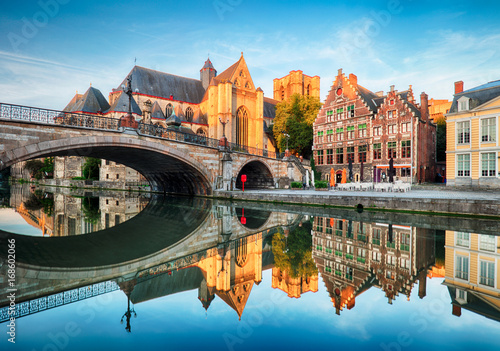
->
[420,92,429,121]
[455,81,464,94]
[390,85,395,92]
[452,305,462,317]
[349,73,357,86]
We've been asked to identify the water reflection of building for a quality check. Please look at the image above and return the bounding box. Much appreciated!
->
[100,196,148,230]
[127,232,266,320]
[443,231,500,321]
[312,217,435,315]
[8,185,148,236]
[271,267,318,298]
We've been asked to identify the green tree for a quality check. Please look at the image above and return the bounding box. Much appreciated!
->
[436,118,446,163]
[83,158,101,180]
[24,158,53,179]
[273,94,322,159]
[82,197,101,225]
[272,221,318,279]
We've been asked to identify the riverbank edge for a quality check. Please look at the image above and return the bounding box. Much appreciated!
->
[9,178,500,219]
[212,190,500,220]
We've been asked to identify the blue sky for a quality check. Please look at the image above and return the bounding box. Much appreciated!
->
[1,0,500,109]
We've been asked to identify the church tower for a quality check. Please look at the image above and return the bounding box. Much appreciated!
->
[200,58,217,90]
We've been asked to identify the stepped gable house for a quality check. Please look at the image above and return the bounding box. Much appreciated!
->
[63,54,278,153]
[313,69,436,183]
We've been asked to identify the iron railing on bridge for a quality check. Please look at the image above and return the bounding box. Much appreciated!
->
[0,102,283,159]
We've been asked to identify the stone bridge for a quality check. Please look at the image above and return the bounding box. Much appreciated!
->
[0,103,303,195]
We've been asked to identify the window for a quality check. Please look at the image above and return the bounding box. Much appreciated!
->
[401,168,411,177]
[388,124,397,134]
[457,154,470,177]
[373,126,381,136]
[317,150,324,165]
[401,140,411,158]
[166,103,173,117]
[372,228,381,245]
[401,122,410,133]
[456,232,470,248]
[336,148,344,164]
[115,215,120,225]
[327,149,334,164]
[455,255,469,280]
[458,97,469,112]
[358,145,367,163]
[336,127,344,141]
[388,141,397,158]
[373,143,382,160]
[347,125,355,139]
[185,107,194,122]
[479,235,496,252]
[116,174,119,179]
[236,106,249,146]
[347,104,355,117]
[401,233,410,251]
[481,153,496,177]
[358,123,367,138]
[337,107,344,120]
[315,217,324,232]
[481,118,496,142]
[457,121,470,144]
[346,147,354,162]
[387,254,397,266]
[388,110,395,119]
[372,251,381,262]
[480,260,495,287]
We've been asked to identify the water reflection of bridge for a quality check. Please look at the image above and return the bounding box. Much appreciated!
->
[0,193,300,322]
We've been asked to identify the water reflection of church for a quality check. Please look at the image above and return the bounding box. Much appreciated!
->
[312,217,436,314]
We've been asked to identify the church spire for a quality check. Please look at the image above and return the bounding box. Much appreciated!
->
[200,57,217,90]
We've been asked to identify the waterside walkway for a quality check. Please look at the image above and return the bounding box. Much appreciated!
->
[214,185,500,218]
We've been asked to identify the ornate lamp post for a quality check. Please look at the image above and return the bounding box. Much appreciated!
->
[120,294,137,333]
[218,116,229,149]
[119,75,139,129]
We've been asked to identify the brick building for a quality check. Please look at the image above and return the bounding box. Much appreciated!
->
[313,69,437,183]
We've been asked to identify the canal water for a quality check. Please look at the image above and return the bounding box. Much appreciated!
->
[0,183,499,350]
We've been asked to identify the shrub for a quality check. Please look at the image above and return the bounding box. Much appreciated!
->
[314,180,328,189]
[72,176,86,180]
[291,181,303,189]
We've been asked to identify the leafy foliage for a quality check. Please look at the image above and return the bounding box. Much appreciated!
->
[291,181,303,188]
[23,190,54,216]
[310,157,321,182]
[273,94,322,159]
[272,221,318,279]
[82,197,101,225]
[83,158,101,180]
[24,158,54,179]
[314,180,328,188]
[436,119,446,163]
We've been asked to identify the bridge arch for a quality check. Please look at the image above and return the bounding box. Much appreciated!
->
[235,159,274,189]
[3,135,213,195]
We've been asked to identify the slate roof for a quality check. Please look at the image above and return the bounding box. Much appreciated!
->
[62,93,83,112]
[201,58,215,71]
[107,91,142,115]
[66,87,110,114]
[150,101,165,119]
[449,80,500,113]
[118,66,206,104]
[263,97,278,119]
[356,85,380,112]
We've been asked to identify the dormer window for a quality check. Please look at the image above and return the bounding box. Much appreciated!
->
[458,96,470,112]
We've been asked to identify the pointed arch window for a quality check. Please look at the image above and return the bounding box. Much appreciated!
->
[306,84,311,96]
[166,103,173,117]
[185,107,194,122]
[236,106,249,146]
[236,237,248,267]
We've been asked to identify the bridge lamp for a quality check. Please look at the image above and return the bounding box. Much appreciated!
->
[219,117,228,138]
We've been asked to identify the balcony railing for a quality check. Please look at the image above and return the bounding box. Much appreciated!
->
[0,102,283,160]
